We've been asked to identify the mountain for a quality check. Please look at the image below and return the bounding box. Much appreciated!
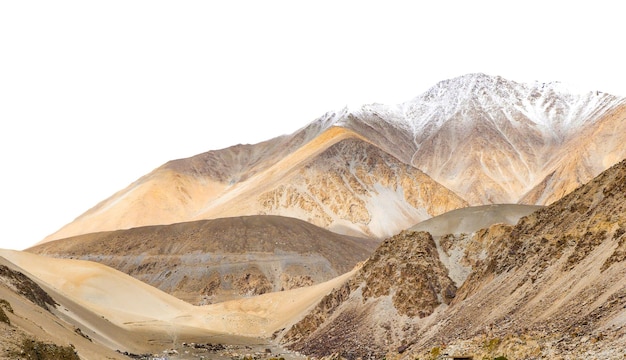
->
[40,73,626,243]
[334,74,626,205]
[42,127,468,241]
[28,215,379,304]
[278,158,626,359]
[279,230,457,359]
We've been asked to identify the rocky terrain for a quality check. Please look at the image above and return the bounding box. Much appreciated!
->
[280,230,456,359]
[40,73,626,243]
[277,159,626,359]
[28,215,378,304]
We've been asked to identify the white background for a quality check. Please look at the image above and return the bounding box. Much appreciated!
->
[1,1,625,249]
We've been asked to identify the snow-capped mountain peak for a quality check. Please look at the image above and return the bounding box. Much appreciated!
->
[302,73,626,207]
[41,73,626,244]
[399,73,623,135]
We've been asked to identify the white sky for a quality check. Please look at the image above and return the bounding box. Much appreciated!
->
[1,1,625,250]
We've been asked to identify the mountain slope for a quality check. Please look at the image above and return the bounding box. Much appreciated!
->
[28,215,378,304]
[280,231,456,359]
[407,157,626,359]
[11,148,626,359]
[520,102,626,204]
[279,159,626,359]
[41,73,626,243]
[195,134,468,239]
[41,132,321,243]
[44,128,467,242]
[334,73,626,205]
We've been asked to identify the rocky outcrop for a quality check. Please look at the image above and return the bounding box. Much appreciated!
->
[356,231,457,317]
[0,265,57,311]
[280,231,456,359]
[407,159,626,359]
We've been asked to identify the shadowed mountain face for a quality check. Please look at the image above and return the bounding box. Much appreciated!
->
[41,73,626,244]
[28,215,379,304]
[278,159,626,359]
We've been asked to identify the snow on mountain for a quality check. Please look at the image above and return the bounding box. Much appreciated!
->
[318,73,626,205]
[327,73,623,147]
[40,73,626,242]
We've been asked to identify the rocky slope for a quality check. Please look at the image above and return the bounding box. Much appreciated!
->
[40,73,626,243]
[279,159,626,359]
[280,231,456,359]
[28,215,379,304]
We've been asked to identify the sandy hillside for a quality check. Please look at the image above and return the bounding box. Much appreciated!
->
[0,256,129,359]
[0,249,355,351]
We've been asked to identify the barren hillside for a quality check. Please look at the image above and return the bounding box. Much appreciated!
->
[29,215,378,304]
[43,128,467,242]
[0,257,129,360]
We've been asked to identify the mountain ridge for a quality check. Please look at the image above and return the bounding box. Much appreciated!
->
[43,128,468,241]
[40,73,626,245]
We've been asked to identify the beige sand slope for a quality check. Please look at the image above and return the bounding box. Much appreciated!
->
[0,256,130,359]
[410,203,543,236]
[0,249,354,348]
